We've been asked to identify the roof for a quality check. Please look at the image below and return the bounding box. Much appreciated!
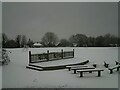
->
[33,43,42,46]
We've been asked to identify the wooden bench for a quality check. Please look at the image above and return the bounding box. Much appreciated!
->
[108,65,120,74]
[77,69,104,77]
[104,61,109,68]
[66,65,88,71]
[71,67,95,74]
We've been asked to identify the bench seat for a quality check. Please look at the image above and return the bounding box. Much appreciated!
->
[77,69,104,77]
[66,65,88,71]
[71,67,95,74]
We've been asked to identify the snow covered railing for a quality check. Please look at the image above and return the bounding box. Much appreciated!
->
[29,49,74,63]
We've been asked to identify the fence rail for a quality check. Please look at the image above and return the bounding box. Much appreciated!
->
[29,49,74,63]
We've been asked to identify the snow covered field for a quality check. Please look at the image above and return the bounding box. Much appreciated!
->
[2,47,119,88]
[0,66,2,89]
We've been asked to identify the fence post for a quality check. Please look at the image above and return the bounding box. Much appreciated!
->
[73,49,74,58]
[47,50,49,61]
[29,51,31,63]
[61,49,63,59]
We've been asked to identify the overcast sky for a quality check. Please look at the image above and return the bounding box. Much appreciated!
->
[3,2,118,42]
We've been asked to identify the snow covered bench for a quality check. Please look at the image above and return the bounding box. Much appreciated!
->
[71,67,95,74]
[66,65,88,71]
[108,65,120,74]
[77,69,104,77]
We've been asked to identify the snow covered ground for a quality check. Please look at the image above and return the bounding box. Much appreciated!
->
[2,47,119,88]
[0,49,2,89]
[0,66,2,89]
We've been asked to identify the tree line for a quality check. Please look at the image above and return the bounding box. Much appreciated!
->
[2,32,120,48]
[2,34,33,48]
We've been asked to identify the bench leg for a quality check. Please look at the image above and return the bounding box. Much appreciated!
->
[116,61,119,65]
[74,70,77,74]
[104,64,109,68]
[117,67,119,71]
[89,71,92,73]
[104,64,106,67]
[68,67,71,71]
[98,71,101,77]
[93,64,97,68]
[105,64,109,68]
[110,69,113,74]
[80,72,83,77]
[106,64,109,68]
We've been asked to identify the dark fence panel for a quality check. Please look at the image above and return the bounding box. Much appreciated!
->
[63,51,74,58]
[29,49,74,63]
[30,53,48,63]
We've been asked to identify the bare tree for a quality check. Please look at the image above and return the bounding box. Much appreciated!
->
[103,33,112,46]
[69,34,87,47]
[41,32,59,47]
[2,33,8,48]
[27,38,34,47]
[0,33,1,48]
[87,37,95,46]
[95,36,104,46]
[21,35,27,47]
[15,35,22,48]
[5,39,17,48]
[59,39,70,47]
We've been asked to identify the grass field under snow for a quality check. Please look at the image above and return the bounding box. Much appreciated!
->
[1,47,119,88]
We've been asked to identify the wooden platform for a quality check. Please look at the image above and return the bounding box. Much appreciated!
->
[26,60,89,71]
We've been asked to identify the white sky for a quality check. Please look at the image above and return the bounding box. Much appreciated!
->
[2,2,119,42]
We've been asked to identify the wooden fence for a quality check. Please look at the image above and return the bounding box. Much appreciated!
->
[29,49,74,63]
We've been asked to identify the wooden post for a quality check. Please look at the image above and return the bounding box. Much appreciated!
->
[29,51,31,63]
[89,71,92,73]
[68,67,71,71]
[61,49,63,59]
[47,50,49,61]
[93,64,97,68]
[115,61,119,65]
[117,67,119,71]
[74,69,77,74]
[80,72,83,77]
[73,49,74,58]
[98,71,101,77]
[110,69,113,74]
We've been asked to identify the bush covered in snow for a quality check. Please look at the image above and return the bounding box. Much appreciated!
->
[0,49,10,65]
